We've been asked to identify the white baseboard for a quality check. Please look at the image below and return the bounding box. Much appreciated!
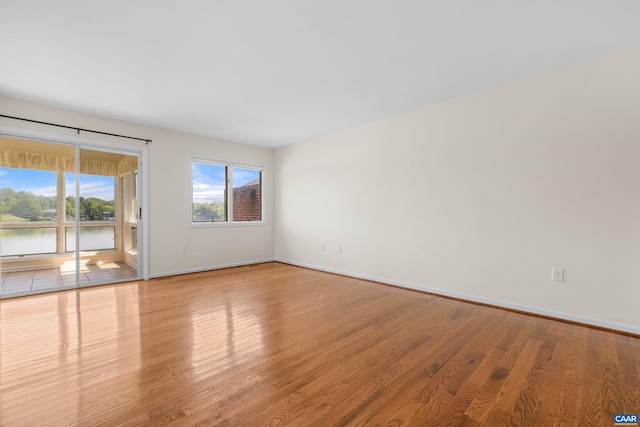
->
[149,258,275,279]
[1,263,59,273]
[276,258,640,336]
[1,257,128,274]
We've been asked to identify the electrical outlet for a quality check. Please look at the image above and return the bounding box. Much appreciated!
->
[181,246,188,255]
[337,244,342,253]
[320,243,325,252]
[552,268,564,282]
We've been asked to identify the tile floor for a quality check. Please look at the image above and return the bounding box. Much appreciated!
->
[0,262,138,296]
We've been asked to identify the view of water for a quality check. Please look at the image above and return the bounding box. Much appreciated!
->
[1,226,115,256]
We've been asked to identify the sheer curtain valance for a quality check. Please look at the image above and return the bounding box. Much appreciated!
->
[0,149,137,177]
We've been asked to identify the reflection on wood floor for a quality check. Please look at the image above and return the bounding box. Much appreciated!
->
[0,262,638,426]
[0,261,137,296]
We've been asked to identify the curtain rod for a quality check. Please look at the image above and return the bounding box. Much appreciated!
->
[0,114,152,145]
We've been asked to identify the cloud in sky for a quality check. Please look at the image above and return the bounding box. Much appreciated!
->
[193,162,226,204]
[28,185,58,197]
[66,176,115,201]
[193,183,225,203]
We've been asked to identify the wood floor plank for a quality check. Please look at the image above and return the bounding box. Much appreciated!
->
[429,347,507,426]
[0,262,638,426]
[613,334,640,415]
[578,331,607,427]
[552,325,589,427]
[511,328,560,426]
[528,323,572,426]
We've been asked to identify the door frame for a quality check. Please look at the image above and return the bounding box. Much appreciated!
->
[0,124,149,282]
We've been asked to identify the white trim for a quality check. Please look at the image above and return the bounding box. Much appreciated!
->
[1,262,61,273]
[148,258,275,279]
[122,259,138,271]
[74,144,80,284]
[189,156,265,227]
[275,258,640,336]
[189,221,267,228]
[139,148,149,280]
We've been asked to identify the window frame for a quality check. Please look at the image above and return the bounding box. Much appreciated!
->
[190,157,265,227]
[0,168,120,257]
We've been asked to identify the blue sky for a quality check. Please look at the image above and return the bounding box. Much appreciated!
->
[192,163,226,204]
[0,167,115,201]
[192,164,260,204]
[234,168,260,187]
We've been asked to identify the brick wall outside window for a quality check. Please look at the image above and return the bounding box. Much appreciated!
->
[232,179,261,221]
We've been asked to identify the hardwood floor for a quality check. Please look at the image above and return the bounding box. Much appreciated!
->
[0,262,638,426]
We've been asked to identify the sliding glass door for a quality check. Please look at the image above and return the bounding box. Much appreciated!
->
[0,136,143,297]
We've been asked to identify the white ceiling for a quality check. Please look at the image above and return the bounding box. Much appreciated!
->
[1,1,639,149]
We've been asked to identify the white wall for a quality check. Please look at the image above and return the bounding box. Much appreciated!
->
[275,47,640,334]
[3,47,639,334]
[0,96,275,277]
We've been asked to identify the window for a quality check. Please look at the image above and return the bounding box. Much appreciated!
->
[0,136,140,297]
[65,226,116,252]
[0,168,57,222]
[65,173,115,222]
[191,159,263,225]
[0,167,59,257]
[0,228,57,256]
[232,167,261,222]
[192,161,228,222]
[0,166,119,256]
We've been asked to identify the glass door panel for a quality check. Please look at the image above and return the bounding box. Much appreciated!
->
[0,137,142,297]
[0,137,77,296]
[76,148,139,287]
